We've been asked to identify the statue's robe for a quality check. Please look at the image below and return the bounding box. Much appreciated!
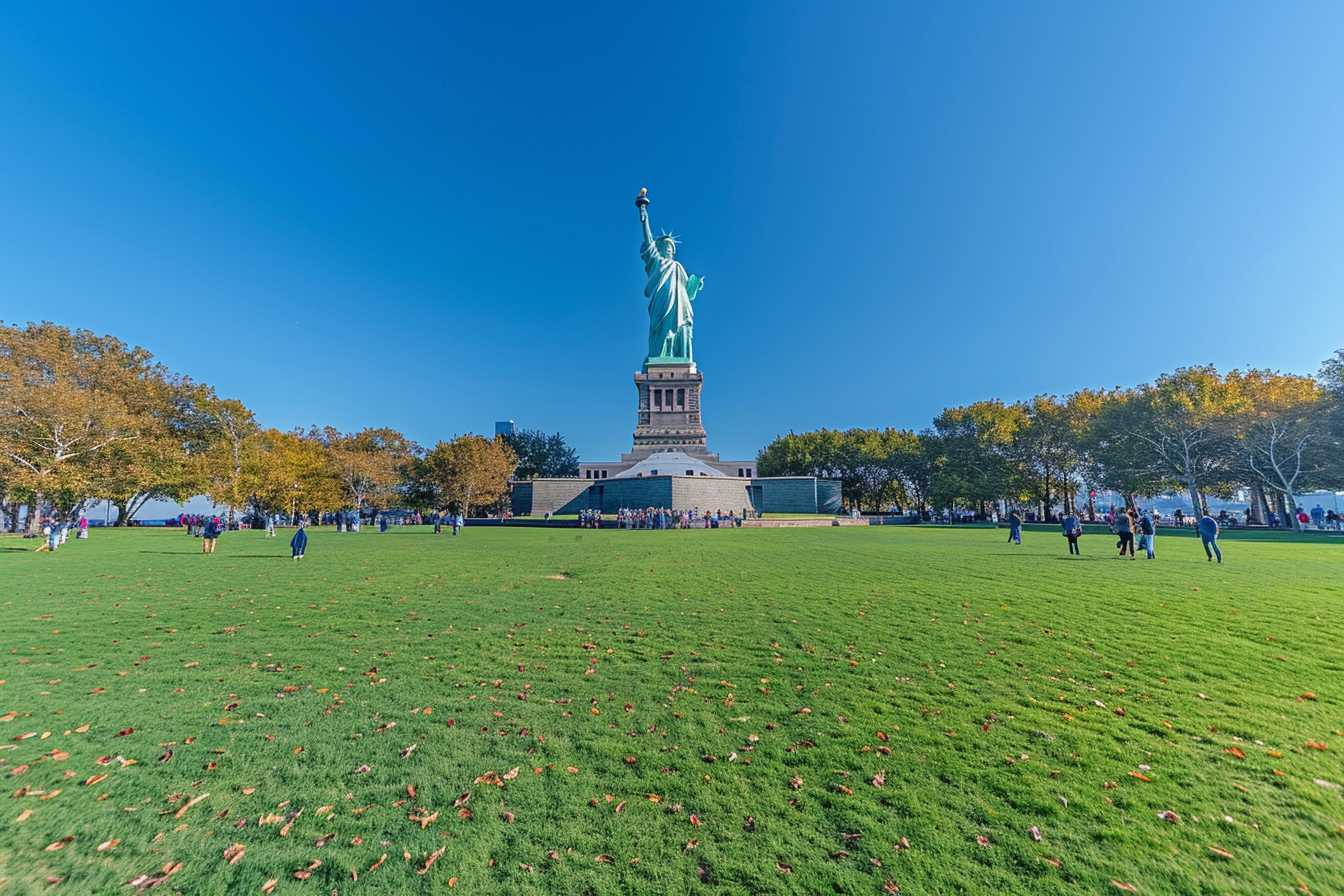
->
[642,237,703,362]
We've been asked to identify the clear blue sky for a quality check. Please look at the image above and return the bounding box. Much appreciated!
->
[3,2,1343,463]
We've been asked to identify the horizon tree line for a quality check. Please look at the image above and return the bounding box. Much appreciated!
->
[756,355,1344,530]
[0,321,577,531]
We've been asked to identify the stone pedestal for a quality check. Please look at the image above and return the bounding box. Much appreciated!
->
[627,362,715,460]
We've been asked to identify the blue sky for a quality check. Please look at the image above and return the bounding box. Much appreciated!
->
[3,2,1343,465]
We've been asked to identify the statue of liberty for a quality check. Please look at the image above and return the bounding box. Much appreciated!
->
[636,187,704,364]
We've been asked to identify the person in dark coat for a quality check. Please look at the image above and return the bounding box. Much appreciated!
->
[290,522,308,560]
[1197,513,1222,563]
[1007,510,1023,544]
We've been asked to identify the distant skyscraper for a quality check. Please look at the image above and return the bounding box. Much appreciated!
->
[495,420,516,438]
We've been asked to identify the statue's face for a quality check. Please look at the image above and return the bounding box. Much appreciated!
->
[659,237,676,256]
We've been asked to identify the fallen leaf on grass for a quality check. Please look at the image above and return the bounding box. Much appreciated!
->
[1128,771,1152,782]
[261,880,277,894]
[1111,882,1137,893]
[595,854,614,863]
[45,836,74,851]
[223,843,245,864]
[1028,826,1042,842]
[1225,747,1246,760]
[174,792,209,819]
[368,854,388,872]
[1208,846,1233,860]
[97,839,120,852]
[417,846,446,875]
[128,861,182,890]
[409,808,439,829]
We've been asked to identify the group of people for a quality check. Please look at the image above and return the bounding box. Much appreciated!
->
[430,511,465,536]
[34,516,90,552]
[1005,507,1224,562]
[614,507,744,530]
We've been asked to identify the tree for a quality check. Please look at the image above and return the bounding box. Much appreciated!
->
[1232,371,1330,530]
[198,395,259,526]
[244,429,341,522]
[317,426,417,514]
[422,435,516,516]
[503,429,580,479]
[1320,350,1344,488]
[930,401,1027,512]
[1093,368,1242,514]
[0,323,143,530]
[1005,396,1082,519]
[99,374,212,525]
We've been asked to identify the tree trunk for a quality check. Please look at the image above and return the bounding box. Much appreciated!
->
[1248,483,1266,525]
[1186,481,1203,517]
[113,501,130,526]
[26,494,44,535]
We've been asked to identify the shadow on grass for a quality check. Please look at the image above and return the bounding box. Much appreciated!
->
[137,551,289,559]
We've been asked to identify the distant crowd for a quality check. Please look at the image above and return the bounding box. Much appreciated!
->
[571,507,745,529]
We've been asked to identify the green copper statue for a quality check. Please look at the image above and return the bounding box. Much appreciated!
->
[637,187,704,364]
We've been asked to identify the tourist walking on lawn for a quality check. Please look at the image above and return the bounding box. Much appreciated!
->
[201,516,221,554]
[290,522,308,560]
[1138,509,1157,559]
[265,514,276,537]
[78,515,89,540]
[1061,508,1082,555]
[1197,512,1222,563]
[1007,510,1022,544]
[1115,508,1135,558]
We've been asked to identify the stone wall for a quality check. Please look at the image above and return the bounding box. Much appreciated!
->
[672,476,753,514]
[515,475,842,515]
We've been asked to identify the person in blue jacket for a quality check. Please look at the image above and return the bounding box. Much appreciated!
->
[1007,510,1023,545]
[1197,512,1222,563]
[290,522,308,560]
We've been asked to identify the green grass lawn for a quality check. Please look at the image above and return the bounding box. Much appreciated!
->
[1,526,1340,895]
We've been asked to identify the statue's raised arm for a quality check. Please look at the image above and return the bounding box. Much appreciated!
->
[636,187,657,256]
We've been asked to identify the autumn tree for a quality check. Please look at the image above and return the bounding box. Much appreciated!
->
[1231,371,1330,529]
[421,435,516,516]
[244,429,342,522]
[98,375,216,525]
[0,323,144,530]
[1089,369,1242,514]
[198,395,259,527]
[316,426,417,515]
